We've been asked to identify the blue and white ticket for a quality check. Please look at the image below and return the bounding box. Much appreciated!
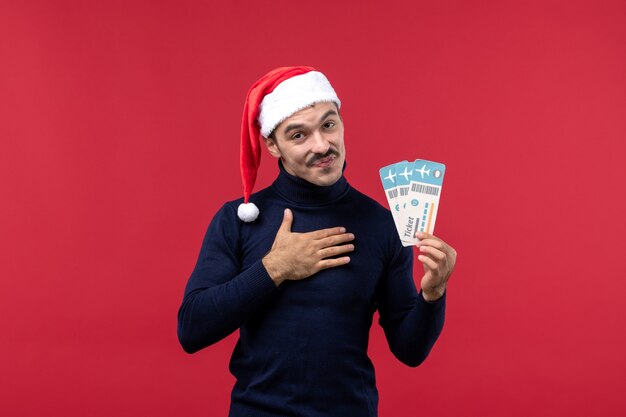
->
[379,159,446,246]
[379,161,406,241]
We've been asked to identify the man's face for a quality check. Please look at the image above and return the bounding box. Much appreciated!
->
[263,102,345,187]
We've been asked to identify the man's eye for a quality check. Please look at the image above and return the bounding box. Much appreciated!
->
[323,121,335,129]
[291,132,304,140]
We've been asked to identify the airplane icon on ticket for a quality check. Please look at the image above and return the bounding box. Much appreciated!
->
[414,164,431,179]
[384,169,396,183]
[399,166,412,181]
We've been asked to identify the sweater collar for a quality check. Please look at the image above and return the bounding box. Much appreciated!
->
[271,159,350,205]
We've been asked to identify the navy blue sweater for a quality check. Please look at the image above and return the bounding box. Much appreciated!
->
[178,162,446,417]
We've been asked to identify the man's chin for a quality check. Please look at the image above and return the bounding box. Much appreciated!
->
[309,169,343,187]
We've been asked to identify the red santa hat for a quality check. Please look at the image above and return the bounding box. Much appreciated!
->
[237,66,341,222]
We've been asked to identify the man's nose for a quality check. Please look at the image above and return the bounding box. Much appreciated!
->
[310,130,330,154]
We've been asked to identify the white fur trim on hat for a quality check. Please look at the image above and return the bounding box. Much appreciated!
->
[258,71,341,137]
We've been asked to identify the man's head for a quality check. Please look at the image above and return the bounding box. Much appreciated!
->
[263,102,345,187]
[238,66,342,221]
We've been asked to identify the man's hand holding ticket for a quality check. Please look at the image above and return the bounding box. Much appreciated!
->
[380,157,456,301]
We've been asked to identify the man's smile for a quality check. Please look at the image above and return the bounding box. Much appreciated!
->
[307,150,339,168]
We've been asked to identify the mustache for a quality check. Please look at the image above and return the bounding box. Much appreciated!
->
[306,149,340,167]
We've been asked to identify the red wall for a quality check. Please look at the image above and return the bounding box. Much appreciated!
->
[2,1,625,416]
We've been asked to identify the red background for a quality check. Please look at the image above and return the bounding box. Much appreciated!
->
[2,1,625,416]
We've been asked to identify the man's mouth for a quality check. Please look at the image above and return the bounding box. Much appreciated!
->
[313,155,335,167]
[307,151,339,168]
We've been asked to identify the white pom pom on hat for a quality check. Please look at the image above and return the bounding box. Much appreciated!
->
[237,202,260,223]
[237,66,341,222]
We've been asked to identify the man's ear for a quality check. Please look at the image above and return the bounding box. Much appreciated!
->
[262,136,282,158]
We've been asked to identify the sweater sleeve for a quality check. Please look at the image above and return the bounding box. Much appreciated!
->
[376,240,446,367]
[177,204,278,354]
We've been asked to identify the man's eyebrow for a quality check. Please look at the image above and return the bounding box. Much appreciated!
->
[319,109,338,123]
[283,123,305,135]
[282,109,339,136]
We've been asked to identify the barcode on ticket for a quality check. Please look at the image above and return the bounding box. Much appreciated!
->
[411,183,439,196]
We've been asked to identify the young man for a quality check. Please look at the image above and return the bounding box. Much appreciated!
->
[178,66,457,417]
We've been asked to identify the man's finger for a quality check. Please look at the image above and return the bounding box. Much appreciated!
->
[317,256,351,271]
[307,226,348,240]
[316,232,355,248]
[320,243,355,259]
[417,238,446,251]
[416,232,440,241]
[278,208,293,233]
[418,245,446,261]
[417,254,439,270]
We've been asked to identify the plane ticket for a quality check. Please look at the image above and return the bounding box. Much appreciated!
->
[379,161,406,242]
[379,159,446,246]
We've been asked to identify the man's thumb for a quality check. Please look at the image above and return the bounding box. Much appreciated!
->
[279,208,293,233]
